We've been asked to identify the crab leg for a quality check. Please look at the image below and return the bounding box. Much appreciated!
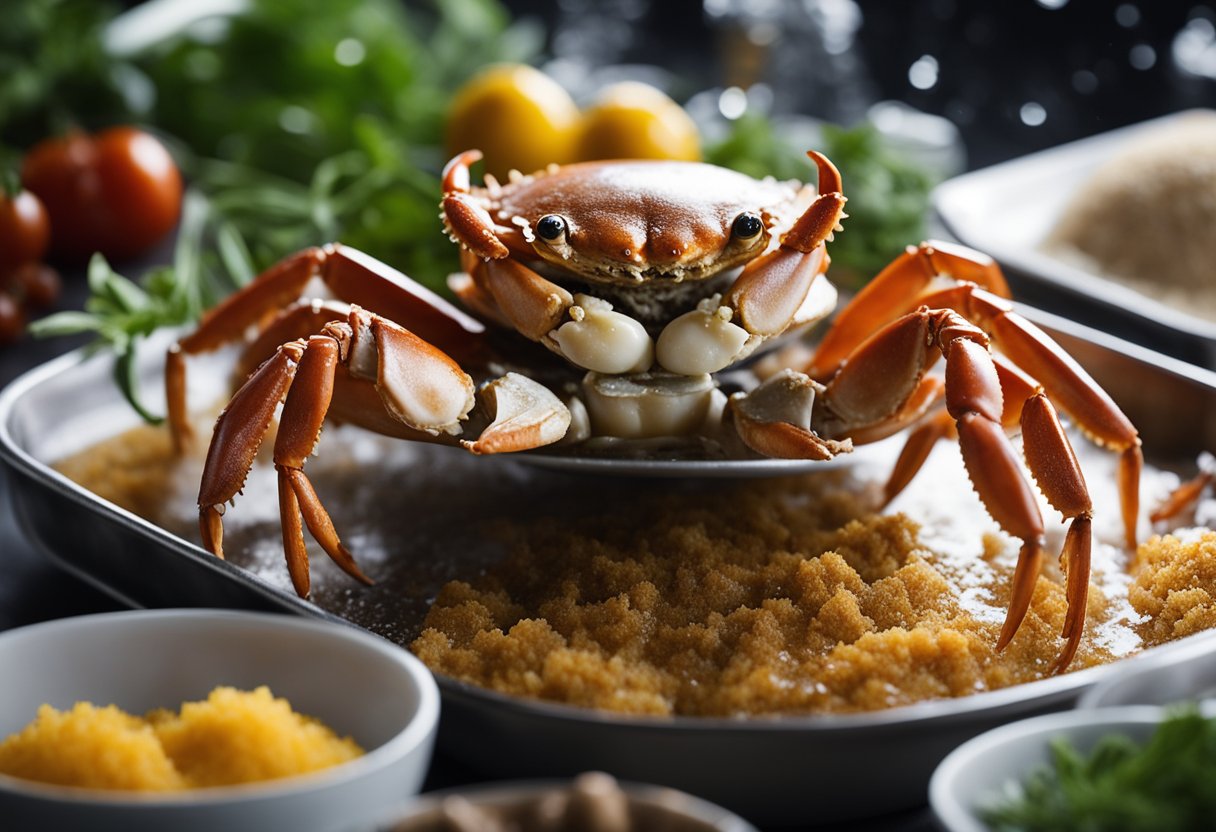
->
[474,258,573,341]
[879,409,954,507]
[1150,456,1215,524]
[814,308,1093,670]
[167,244,485,451]
[272,336,371,597]
[1020,392,1093,672]
[198,306,568,596]
[232,300,351,384]
[726,370,853,460]
[728,295,942,461]
[880,355,1036,508]
[915,283,1142,550]
[807,241,1011,380]
[441,150,532,260]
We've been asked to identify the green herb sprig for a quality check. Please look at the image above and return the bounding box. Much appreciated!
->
[982,709,1216,832]
[135,0,539,290]
[29,191,250,422]
[0,0,143,153]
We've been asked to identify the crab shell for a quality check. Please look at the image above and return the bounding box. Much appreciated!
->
[472,160,820,325]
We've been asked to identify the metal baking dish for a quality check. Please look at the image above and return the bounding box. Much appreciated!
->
[2,311,1216,827]
[933,110,1216,370]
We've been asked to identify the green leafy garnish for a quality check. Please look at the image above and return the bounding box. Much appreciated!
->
[982,709,1216,832]
[819,123,936,285]
[2,0,538,293]
[29,192,247,421]
[134,0,539,290]
[0,0,143,151]
[703,111,819,182]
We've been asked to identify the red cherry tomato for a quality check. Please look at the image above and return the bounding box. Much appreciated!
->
[0,291,25,345]
[22,127,183,263]
[0,188,50,272]
[9,262,62,309]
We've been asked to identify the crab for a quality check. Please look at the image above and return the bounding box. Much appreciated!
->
[167,149,1143,672]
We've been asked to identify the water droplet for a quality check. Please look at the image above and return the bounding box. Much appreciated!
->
[1129,43,1157,69]
[1072,69,1099,93]
[1036,0,1069,9]
[1115,3,1141,27]
[1019,102,1047,126]
[334,38,366,67]
[718,86,748,120]
[909,55,939,90]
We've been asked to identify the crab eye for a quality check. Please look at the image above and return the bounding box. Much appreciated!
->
[731,212,764,241]
[536,214,567,241]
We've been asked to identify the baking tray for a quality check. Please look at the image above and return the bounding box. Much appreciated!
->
[3,310,1216,827]
[933,110,1216,370]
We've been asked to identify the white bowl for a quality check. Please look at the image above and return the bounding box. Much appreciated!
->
[0,609,439,832]
[928,706,1167,832]
[1080,635,1216,709]
[385,774,758,831]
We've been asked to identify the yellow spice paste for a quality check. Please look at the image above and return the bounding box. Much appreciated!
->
[0,686,363,791]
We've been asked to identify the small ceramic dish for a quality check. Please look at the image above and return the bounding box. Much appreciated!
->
[0,609,439,832]
[928,706,1168,832]
[383,772,757,832]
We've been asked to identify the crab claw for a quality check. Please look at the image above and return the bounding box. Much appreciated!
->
[727,370,853,460]
[462,373,571,455]
[442,149,512,260]
[780,151,847,253]
[722,151,845,340]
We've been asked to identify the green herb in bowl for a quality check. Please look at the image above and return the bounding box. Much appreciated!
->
[982,709,1216,832]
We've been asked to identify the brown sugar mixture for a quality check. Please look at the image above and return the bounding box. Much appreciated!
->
[53,421,1216,718]
[412,478,1216,717]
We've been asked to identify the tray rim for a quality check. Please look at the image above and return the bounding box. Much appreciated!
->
[3,325,1216,735]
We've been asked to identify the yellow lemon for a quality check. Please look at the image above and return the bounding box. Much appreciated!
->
[446,63,580,180]
[575,82,701,162]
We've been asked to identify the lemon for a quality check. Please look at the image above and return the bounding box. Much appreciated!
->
[575,82,701,162]
[446,64,580,180]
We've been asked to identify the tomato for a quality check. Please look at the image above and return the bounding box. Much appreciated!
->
[0,188,50,272]
[8,262,62,309]
[22,127,183,262]
[0,291,25,345]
